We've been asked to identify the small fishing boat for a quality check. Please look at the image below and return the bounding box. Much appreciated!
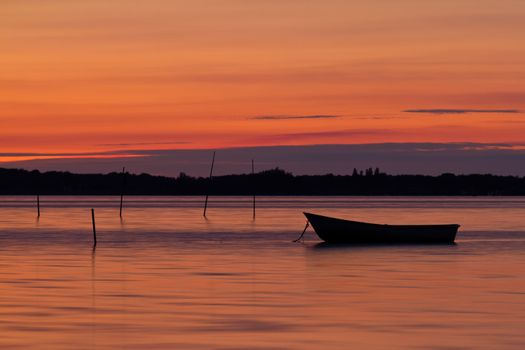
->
[303,212,459,244]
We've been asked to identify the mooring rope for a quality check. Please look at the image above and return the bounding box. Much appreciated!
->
[293,221,310,242]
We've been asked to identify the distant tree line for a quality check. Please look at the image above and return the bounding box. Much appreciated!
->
[1,167,525,195]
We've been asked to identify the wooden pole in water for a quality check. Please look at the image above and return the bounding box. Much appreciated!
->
[91,208,97,247]
[252,159,256,220]
[37,194,40,217]
[203,151,216,217]
[119,167,126,218]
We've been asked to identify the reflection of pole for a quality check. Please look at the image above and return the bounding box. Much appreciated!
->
[91,240,96,348]
[37,194,40,217]
[252,159,256,220]
[91,209,97,247]
[119,167,126,218]
[203,152,216,217]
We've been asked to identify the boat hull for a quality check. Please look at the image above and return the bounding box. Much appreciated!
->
[304,212,459,244]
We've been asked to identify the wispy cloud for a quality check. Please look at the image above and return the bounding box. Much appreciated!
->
[97,141,191,147]
[403,109,520,115]
[245,128,399,145]
[251,115,340,120]
[0,150,149,159]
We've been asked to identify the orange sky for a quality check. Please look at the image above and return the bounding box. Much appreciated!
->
[1,0,524,162]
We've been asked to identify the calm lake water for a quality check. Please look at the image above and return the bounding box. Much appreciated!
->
[1,196,524,349]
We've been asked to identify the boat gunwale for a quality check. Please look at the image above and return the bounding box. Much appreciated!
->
[303,212,460,230]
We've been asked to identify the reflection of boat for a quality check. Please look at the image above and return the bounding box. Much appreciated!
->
[304,212,459,244]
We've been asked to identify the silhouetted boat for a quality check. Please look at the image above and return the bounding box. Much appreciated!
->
[304,212,459,244]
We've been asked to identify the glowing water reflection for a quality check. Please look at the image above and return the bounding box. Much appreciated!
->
[0,196,524,349]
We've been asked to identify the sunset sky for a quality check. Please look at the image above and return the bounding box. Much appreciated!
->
[2,0,524,173]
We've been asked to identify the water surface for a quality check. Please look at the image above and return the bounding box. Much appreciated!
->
[1,196,524,349]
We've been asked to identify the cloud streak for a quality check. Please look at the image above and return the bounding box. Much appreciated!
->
[97,141,191,147]
[403,109,520,115]
[250,115,340,120]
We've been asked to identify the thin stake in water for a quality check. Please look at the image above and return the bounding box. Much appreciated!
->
[37,194,40,217]
[203,151,216,217]
[252,159,256,220]
[91,208,97,247]
[119,167,126,218]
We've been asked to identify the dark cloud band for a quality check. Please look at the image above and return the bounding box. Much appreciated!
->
[403,109,520,114]
[4,143,525,177]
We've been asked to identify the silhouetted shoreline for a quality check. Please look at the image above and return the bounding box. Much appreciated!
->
[1,167,525,196]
